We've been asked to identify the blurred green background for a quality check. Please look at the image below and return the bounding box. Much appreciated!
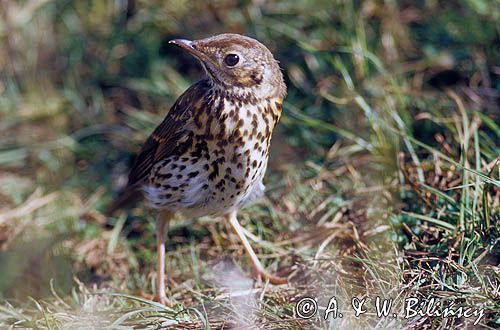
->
[0,0,498,328]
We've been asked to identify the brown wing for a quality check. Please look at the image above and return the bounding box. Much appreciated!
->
[127,79,209,187]
[106,79,209,215]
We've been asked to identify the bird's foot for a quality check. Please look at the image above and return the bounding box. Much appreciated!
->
[252,266,288,285]
[153,293,174,307]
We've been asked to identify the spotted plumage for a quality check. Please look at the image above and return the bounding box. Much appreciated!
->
[142,80,282,217]
[108,33,287,305]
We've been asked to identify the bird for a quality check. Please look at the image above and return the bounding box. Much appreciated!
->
[107,33,287,306]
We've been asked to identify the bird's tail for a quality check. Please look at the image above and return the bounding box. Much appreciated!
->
[105,187,142,216]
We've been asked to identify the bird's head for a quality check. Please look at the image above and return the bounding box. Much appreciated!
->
[170,33,286,100]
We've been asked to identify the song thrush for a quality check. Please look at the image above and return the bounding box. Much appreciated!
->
[108,33,287,306]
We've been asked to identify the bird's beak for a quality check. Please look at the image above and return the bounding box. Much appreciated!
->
[169,39,219,68]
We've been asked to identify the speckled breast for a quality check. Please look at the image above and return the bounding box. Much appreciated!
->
[143,91,282,217]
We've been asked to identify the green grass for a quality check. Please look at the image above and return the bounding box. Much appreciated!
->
[0,0,499,329]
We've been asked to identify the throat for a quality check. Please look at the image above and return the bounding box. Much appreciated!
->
[216,94,282,143]
[195,82,283,141]
[212,85,258,105]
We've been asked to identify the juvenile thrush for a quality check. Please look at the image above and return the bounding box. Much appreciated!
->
[108,33,287,305]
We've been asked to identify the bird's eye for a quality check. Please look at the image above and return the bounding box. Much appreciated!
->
[224,54,239,67]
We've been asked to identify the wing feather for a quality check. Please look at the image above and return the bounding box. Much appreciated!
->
[126,79,209,188]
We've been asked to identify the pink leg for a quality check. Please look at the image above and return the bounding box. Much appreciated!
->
[154,210,173,306]
[225,211,287,284]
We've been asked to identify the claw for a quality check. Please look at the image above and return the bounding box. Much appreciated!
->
[154,294,174,307]
[252,266,288,285]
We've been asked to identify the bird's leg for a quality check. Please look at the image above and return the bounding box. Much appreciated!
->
[225,211,288,285]
[154,210,173,306]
